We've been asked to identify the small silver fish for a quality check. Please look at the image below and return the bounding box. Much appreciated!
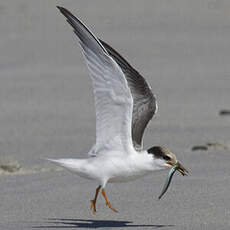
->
[158,165,178,199]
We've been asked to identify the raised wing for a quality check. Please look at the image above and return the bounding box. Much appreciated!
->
[57,7,134,155]
[99,40,157,150]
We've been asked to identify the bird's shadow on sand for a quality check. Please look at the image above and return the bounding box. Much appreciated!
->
[32,218,174,229]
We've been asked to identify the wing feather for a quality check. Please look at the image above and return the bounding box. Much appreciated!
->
[57,7,134,155]
[99,40,158,150]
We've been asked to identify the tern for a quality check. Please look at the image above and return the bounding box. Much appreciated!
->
[48,6,188,214]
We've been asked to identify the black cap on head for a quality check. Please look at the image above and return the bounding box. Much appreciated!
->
[147,146,171,161]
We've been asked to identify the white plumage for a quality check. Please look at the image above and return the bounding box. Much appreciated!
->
[47,6,188,213]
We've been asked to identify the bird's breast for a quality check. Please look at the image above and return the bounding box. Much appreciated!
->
[108,171,152,183]
[104,155,153,183]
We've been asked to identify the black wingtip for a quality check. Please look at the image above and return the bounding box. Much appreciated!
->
[56,6,62,11]
[57,6,67,13]
[56,6,78,23]
[56,6,71,16]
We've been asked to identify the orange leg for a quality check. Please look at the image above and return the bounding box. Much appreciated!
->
[90,185,101,214]
[101,188,118,213]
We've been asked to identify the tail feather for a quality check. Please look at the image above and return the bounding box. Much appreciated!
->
[46,158,64,164]
[45,158,85,171]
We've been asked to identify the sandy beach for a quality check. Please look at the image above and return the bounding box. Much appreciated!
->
[0,0,230,229]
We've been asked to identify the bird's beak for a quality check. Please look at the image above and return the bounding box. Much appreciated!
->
[166,161,188,176]
[175,162,188,176]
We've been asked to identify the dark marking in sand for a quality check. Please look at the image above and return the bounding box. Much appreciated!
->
[0,161,21,173]
[192,142,230,151]
[191,145,208,151]
[206,142,230,150]
[219,110,230,116]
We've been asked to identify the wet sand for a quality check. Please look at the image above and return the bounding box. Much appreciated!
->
[0,0,230,229]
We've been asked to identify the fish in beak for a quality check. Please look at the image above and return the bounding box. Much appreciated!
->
[158,162,188,199]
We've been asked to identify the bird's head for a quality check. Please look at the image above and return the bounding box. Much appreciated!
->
[147,146,188,176]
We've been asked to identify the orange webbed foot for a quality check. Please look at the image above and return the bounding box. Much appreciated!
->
[90,199,97,214]
[90,185,101,214]
[101,188,118,213]
[105,201,118,213]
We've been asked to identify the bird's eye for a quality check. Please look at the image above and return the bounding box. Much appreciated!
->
[163,155,171,161]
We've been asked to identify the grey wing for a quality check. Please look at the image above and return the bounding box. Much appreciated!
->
[57,7,134,155]
[100,40,158,150]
